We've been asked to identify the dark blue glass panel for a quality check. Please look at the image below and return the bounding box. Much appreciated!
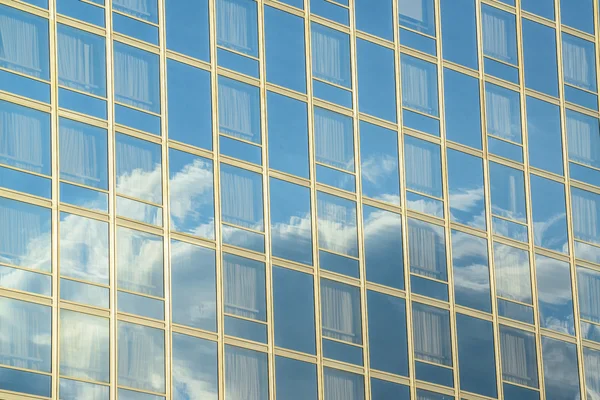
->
[0,367,51,397]
[542,337,581,400]
[225,346,268,400]
[370,378,410,400]
[277,0,303,8]
[276,357,317,400]
[367,291,408,376]
[440,0,478,69]
[363,206,404,290]
[498,299,535,324]
[267,92,309,178]
[115,104,161,136]
[503,383,540,400]
[565,85,598,110]
[273,266,316,355]
[415,361,454,387]
[172,333,218,400]
[118,291,164,320]
[526,96,563,175]
[119,388,164,400]
[447,150,486,229]
[319,250,360,278]
[264,6,306,93]
[171,240,216,331]
[535,255,575,335]
[217,48,259,78]
[167,59,212,150]
[522,19,558,97]
[399,27,436,55]
[58,0,105,27]
[522,0,554,20]
[530,175,568,253]
[0,69,51,103]
[323,338,363,366]
[311,0,349,25]
[59,88,107,120]
[456,314,497,398]
[220,136,262,165]
[451,230,491,313]
[355,0,393,40]
[165,0,209,61]
[560,0,594,33]
[410,275,449,301]
[357,38,397,122]
[270,178,312,265]
[225,316,267,343]
[443,68,482,149]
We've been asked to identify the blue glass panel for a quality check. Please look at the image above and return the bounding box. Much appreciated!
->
[220,135,262,165]
[223,253,266,321]
[408,218,447,281]
[530,175,568,253]
[114,41,160,113]
[225,316,267,343]
[493,217,528,243]
[270,178,312,265]
[165,0,210,61]
[526,96,563,175]
[273,266,316,354]
[264,6,306,93]
[542,337,581,400]
[310,0,349,25]
[220,164,263,230]
[323,338,363,365]
[581,321,600,343]
[118,291,164,320]
[0,69,51,103]
[447,150,486,229]
[276,357,317,400]
[535,255,575,335]
[218,77,261,143]
[357,38,397,122]
[410,275,449,301]
[317,192,358,257]
[371,378,410,400]
[565,85,598,110]
[503,383,540,400]
[59,88,107,120]
[60,182,108,212]
[216,0,258,57]
[60,379,109,400]
[488,136,523,163]
[115,104,161,136]
[404,136,443,198]
[172,333,218,400]
[313,79,353,109]
[22,0,48,8]
[406,191,444,218]
[415,361,454,387]
[0,166,51,198]
[319,250,360,278]
[58,0,105,27]
[560,0,594,33]
[167,59,212,150]
[217,47,259,78]
[267,92,309,178]
[60,278,109,308]
[498,299,535,324]
[321,279,362,344]
[119,388,164,400]
[440,0,478,69]
[355,0,393,40]
[443,68,482,149]
[522,19,559,97]
[401,54,438,116]
[0,367,51,397]
[402,109,440,137]
[316,164,356,192]
[452,230,491,312]
[399,0,435,36]
[113,0,157,22]
[116,132,162,204]
[522,0,554,20]
[399,28,436,55]
[490,162,527,222]
[0,264,51,296]
[225,346,268,399]
[482,5,518,66]
[494,242,532,304]
[363,206,404,290]
[485,57,519,84]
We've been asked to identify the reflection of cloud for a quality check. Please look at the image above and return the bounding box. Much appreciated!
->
[271,211,312,264]
[117,166,162,204]
[584,349,600,400]
[449,187,486,228]
[494,243,531,303]
[361,154,400,204]
[407,196,444,217]
[535,257,572,305]
[451,232,490,295]
[172,334,218,400]
[532,211,569,252]
[542,338,580,398]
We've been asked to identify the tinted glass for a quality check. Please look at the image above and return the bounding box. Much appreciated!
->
[117,227,164,297]
[409,218,447,281]
[500,326,539,388]
[225,346,268,400]
[522,0,554,19]
[321,279,362,345]
[526,96,563,175]
[522,19,558,97]
[560,0,594,33]
[317,192,358,258]
[355,0,393,40]
[172,333,218,400]
[400,0,435,35]
[440,0,478,69]
[324,368,364,400]
[275,356,318,400]
[218,77,261,144]
[530,175,568,253]
[412,303,452,366]
[114,42,160,113]
[220,164,264,230]
[223,253,266,322]
[535,255,574,335]
[494,242,532,304]
[165,0,209,61]
[542,337,581,400]
[451,230,491,312]
[371,378,410,400]
[116,133,162,204]
[443,68,482,149]
[447,150,486,229]
[401,54,438,116]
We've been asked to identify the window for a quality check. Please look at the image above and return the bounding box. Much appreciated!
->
[217,0,258,57]
[276,357,318,400]
[526,96,563,175]
[535,255,574,335]
[572,188,600,263]
[522,0,554,20]
[170,240,216,331]
[225,346,268,400]
[530,175,568,253]
[363,206,404,290]
[310,0,349,26]
[172,333,218,400]
[584,347,600,399]
[321,279,362,344]
[401,54,438,116]
[273,267,316,355]
[560,0,594,34]
[371,378,410,400]
[562,33,598,109]
[218,77,260,144]
[264,6,306,93]
[457,314,497,398]
[489,162,527,241]
[399,0,435,35]
[578,266,600,325]
[542,337,581,400]
[494,243,532,304]
[317,192,358,259]
[357,39,397,122]
[412,303,452,384]
[522,19,559,97]
[566,110,600,188]
[404,136,443,217]
[355,0,393,40]
[220,164,263,230]
[165,0,209,61]
[270,178,312,265]
[367,291,408,376]
[223,253,266,323]
[113,0,157,22]
[485,83,522,144]
[409,218,446,281]
[167,59,212,150]
[324,367,364,400]
[57,24,106,97]
[443,68,482,149]
[60,310,109,383]
[118,322,165,393]
[451,230,491,312]
[315,108,354,191]
[500,326,538,389]
[447,150,486,229]
[440,0,478,70]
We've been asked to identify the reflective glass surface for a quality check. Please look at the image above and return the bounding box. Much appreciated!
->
[172,333,218,400]
[451,230,491,312]
[275,356,318,400]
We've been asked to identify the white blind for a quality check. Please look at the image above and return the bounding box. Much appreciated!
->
[567,112,600,168]
[321,281,359,344]
[0,107,44,173]
[114,48,152,110]
[563,37,593,90]
[0,13,42,77]
[579,269,600,323]
[217,0,253,54]
[219,81,256,142]
[572,190,599,244]
[483,9,510,62]
[500,328,536,387]
[224,258,261,320]
[315,109,353,171]
[225,347,268,400]
[413,305,451,366]
[402,57,436,115]
[312,27,349,87]
[221,169,259,229]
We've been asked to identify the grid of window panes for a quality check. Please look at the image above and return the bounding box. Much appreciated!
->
[1,0,600,399]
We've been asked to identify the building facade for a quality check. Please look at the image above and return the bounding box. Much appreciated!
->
[0,0,600,399]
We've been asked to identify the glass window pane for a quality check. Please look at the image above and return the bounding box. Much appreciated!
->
[371,378,410,400]
[114,42,160,113]
[401,54,438,116]
[485,83,522,143]
[355,0,392,40]
[457,314,497,398]
[60,310,109,383]
[60,212,109,284]
[275,356,317,400]
[367,291,408,376]
[324,367,364,400]
[522,0,554,20]
[560,0,594,33]
[217,0,258,57]
[116,133,162,204]
[447,150,486,229]
[500,326,538,388]
[58,24,106,96]
[409,218,447,281]
[167,60,212,150]
[494,242,532,304]
[530,175,568,253]
[0,197,51,271]
[0,5,50,80]
[273,266,315,354]
[172,333,218,400]
[225,346,268,400]
[359,121,400,204]
[451,230,491,312]
[440,0,478,69]
[114,0,157,21]
[416,389,453,400]
[482,5,517,65]
[220,164,264,230]
[165,0,209,61]
[265,7,306,93]
[119,388,164,400]
[542,337,581,400]
[311,23,351,88]
[321,279,362,344]
[572,187,600,246]
[562,33,596,91]
[412,303,452,366]
[118,322,165,393]
[567,110,600,171]
[443,68,482,149]
[317,192,358,257]
[490,162,526,222]
[60,378,109,400]
[218,77,261,144]
[364,206,404,290]
[535,255,574,335]
[404,136,443,198]
[224,253,266,323]
[270,178,312,265]
[526,96,563,175]
[60,118,108,189]
[357,39,397,122]
[0,100,51,176]
[578,266,600,324]
[171,240,216,331]
[522,19,559,97]
[315,107,354,172]
[169,149,215,239]
[117,226,164,297]
[399,0,435,36]
[267,92,309,178]
[0,297,51,372]
[584,347,600,398]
